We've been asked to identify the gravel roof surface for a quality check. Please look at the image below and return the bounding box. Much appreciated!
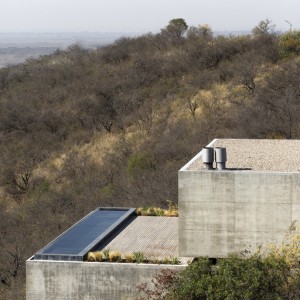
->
[187,139,300,172]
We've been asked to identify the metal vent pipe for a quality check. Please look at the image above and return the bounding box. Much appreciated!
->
[215,147,227,170]
[202,147,214,170]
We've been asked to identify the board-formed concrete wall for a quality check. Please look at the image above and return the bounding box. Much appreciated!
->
[26,260,186,300]
[179,170,300,258]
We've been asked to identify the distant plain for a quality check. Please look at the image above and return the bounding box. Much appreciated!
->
[0,32,129,67]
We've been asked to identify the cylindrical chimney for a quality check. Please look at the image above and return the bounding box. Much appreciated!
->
[215,147,227,170]
[202,147,214,170]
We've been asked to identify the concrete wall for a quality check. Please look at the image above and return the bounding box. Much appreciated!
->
[179,170,300,258]
[26,260,186,300]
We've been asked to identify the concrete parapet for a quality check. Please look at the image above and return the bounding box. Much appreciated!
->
[26,259,186,300]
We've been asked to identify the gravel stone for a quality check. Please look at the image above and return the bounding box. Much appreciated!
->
[187,139,300,172]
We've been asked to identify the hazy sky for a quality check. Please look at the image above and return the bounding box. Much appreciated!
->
[1,0,299,33]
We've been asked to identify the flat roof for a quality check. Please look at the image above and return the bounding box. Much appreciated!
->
[33,208,191,264]
[98,216,191,264]
[186,139,300,172]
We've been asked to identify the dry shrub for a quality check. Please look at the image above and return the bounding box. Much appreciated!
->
[108,250,122,262]
[124,253,135,262]
[87,252,96,262]
[94,251,103,262]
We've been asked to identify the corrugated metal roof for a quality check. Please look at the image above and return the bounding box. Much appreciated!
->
[98,216,192,265]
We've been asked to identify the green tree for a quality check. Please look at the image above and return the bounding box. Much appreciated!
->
[139,254,299,300]
[161,18,188,41]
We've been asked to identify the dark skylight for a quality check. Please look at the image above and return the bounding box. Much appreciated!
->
[34,208,135,261]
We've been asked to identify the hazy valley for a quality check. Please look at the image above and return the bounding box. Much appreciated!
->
[0,32,132,67]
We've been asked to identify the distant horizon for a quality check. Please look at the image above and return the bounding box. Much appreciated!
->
[0,28,284,35]
[0,30,253,48]
[0,30,254,39]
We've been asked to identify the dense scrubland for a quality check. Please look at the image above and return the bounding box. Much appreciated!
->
[0,19,300,298]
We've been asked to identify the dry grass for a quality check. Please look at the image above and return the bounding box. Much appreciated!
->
[108,250,122,262]
[94,251,103,262]
[87,252,96,262]
[124,253,135,263]
[136,205,178,217]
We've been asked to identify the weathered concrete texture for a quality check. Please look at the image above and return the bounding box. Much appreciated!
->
[26,260,186,300]
[179,170,300,258]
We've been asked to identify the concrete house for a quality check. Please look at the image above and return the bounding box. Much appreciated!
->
[179,138,300,258]
[26,208,189,300]
[27,138,300,299]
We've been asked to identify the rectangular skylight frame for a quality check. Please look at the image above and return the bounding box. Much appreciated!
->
[34,207,136,261]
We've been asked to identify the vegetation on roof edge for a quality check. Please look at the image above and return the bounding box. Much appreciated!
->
[87,249,181,265]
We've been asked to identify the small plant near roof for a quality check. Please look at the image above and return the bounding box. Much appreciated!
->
[146,207,156,216]
[86,250,181,265]
[133,252,145,263]
[102,248,110,260]
[136,207,144,215]
[94,251,103,262]
[135,201,178,217]
[87,252,96,262]
[163,210,178,217]
[170,257,180,265]
[124,253,135,262]
[165,200,178,217]
[109,250,122,262]
[153,207,165,216]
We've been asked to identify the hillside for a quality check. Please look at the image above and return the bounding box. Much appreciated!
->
[0,19,300,299]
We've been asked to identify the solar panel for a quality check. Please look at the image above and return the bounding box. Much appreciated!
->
[34,207,136,261]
